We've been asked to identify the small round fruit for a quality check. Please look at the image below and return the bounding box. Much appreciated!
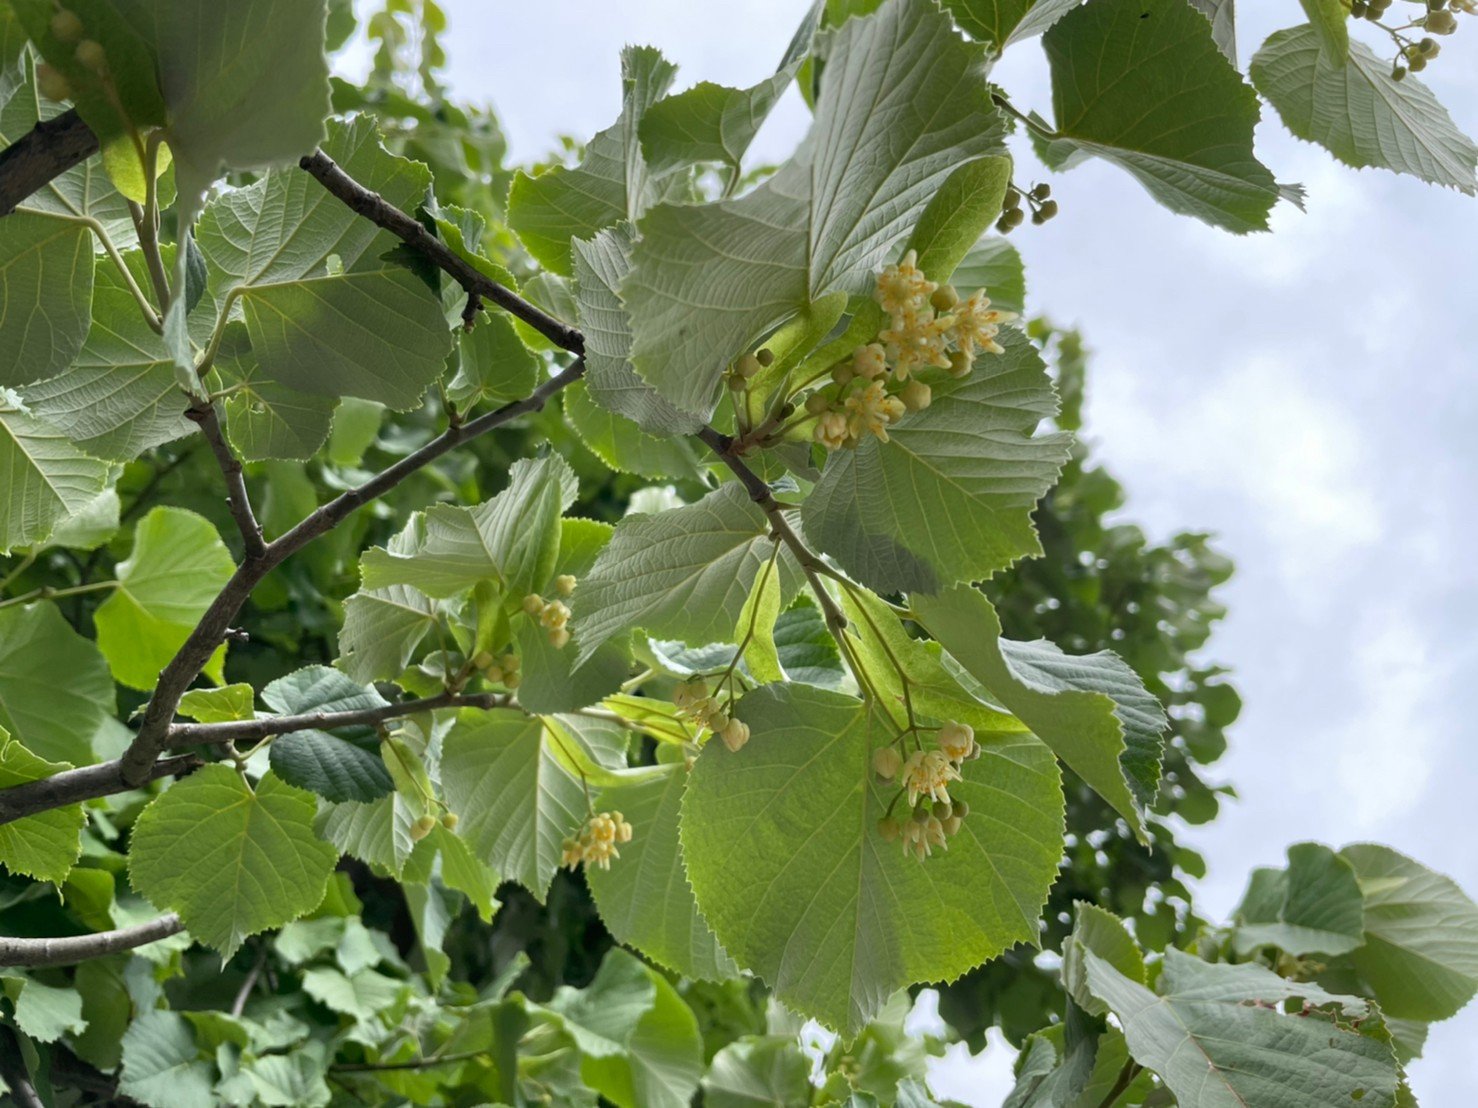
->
[74,39,107,72]
[35,64,72,102]
[50,9,85,44]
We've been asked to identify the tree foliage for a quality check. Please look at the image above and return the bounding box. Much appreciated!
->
[0,0,1475,1104]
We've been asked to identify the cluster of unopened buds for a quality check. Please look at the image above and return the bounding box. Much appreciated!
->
[873,721,981,861]
[808,251,1015,451]
[523,574,577,648]
[472,649,521,689]
[672,678,751,752]
[33,8,112,103]
[1353,0,1469,78]
[410,809,460,843]
[996,182,1057,233]
[726,347,775,390]
[561,810,633,871]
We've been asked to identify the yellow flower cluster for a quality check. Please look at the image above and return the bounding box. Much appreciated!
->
[672,679,751,752]
[809,252,1016,452]
[561,810,634,871]
[523,584,574,649]
[873,720,980,860]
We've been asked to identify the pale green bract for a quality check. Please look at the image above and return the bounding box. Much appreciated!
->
[1251,25,1478,195]
[128,767,339,960]
[680,683,1062,1034]
[624,0,1007,418]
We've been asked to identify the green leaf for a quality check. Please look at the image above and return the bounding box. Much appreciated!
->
[802,329,1070,594]
[119,1010,215,1108]
[564,379,701,481]
[360,453,577,599]
[0,54,137,244]
[508,46,680,274]
[773,604,848,690]
[624,0,1006,417]
[39,486,120,552]
[178,685,257,729]
[572,223,702,435]
[94,506,235,690]
[262,666,393,803]
[198,116,431,288]
[239,264,454,409]
[215,324,335,463]
[2,974,87,1041]
[1251,25,1477,195]
[430,823,501,922]
[681,684,1062,1033]
[0,730,84,884]
[1189,0,1238,62]
[638,3,821,176]
[951,235,1025,314]
[317,791,418,877]
[573,483,796,665]
[586,765,739,981]
[736,554,784,685]
[446,312,540,412]
[0,397,111,553]
[23,250,192,461]
[442,709,586,899]
[702,1036,814,1108]
[301,965,407,1026]
[942,0,1083,51]
[128,766,339,959]
[1080,946,1399,1108]
[1232,842,1365,957]
[1342,843,1478,1021]
[1040,0,1282,232]
[337,524,440,684]
[912,585,1165,838]
[0,600,114,765]
[1059,902,1145,1018]
[0,217,92,392]
[110,0,332,214]
[550,947,705,1108]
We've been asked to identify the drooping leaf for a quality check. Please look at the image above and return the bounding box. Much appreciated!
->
[802,329,1070,594]
[23,250,192,461]
[638,3,821,176]
[317,791,418,878]
[128,767,339,959]
[1080,946,1399,1108]
[215,323,335,462]
[942,0,1084,51]
[360,453,577,598]
[624,0,1007,417]
[1251,25,1477,195]
[585,765,739,981]
[0,729,83,884]
[262,666,393,803]
[681,683,1062,1033]
[39,486,120,552]
[1231,842,1365,957]
[446,312,540,412]
[0,600,114,765]
[572,222,701,435]
[1342,843,1478,1021]
[1,974,87,1040]
[564,379,701,481]
[702,1035,814,1108]
[1039,0,1282,232]
[441,709,586,900]
[94,506,235,690]
[508,46,680,274]
[0,396,111,554]
[574,482,797,665]
[912,584,1166,838]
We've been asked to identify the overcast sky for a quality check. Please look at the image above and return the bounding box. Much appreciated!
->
[347,2,1478,1099]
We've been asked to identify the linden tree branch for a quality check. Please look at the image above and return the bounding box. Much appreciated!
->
[0,913,185,968]
[0,107,98,216]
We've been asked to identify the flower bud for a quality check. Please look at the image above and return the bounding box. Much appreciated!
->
[948,350,973,378]
[74,39,106,73]
[1030,183,1052,201]
[707,710,730,733]
[504,672,522,689]
[35,64,72,102]
[1038,199,1059,220]
[1425,8,1457,31]
[900,380,931,412]
[50,9,85,44]
[756,347,775,367]
[441,811,460,830]
[943,815,963,836]
[548,627,571,649]
[932,799,953,820]
[473,650,495,670]
[805,391,831,415]
[720,718,750,752]
[872,746,903,780]
[831,362,855,386]
[411,813,437,841]
[877,817,900,841]
[930,285,959,312]
[523,593,545,615]
[555,573,577,597]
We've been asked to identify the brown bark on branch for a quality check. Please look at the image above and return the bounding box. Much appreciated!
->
[0,108,98,216]
[186,402,267,561]
[0,913,184,967]
[0,754,200,826]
